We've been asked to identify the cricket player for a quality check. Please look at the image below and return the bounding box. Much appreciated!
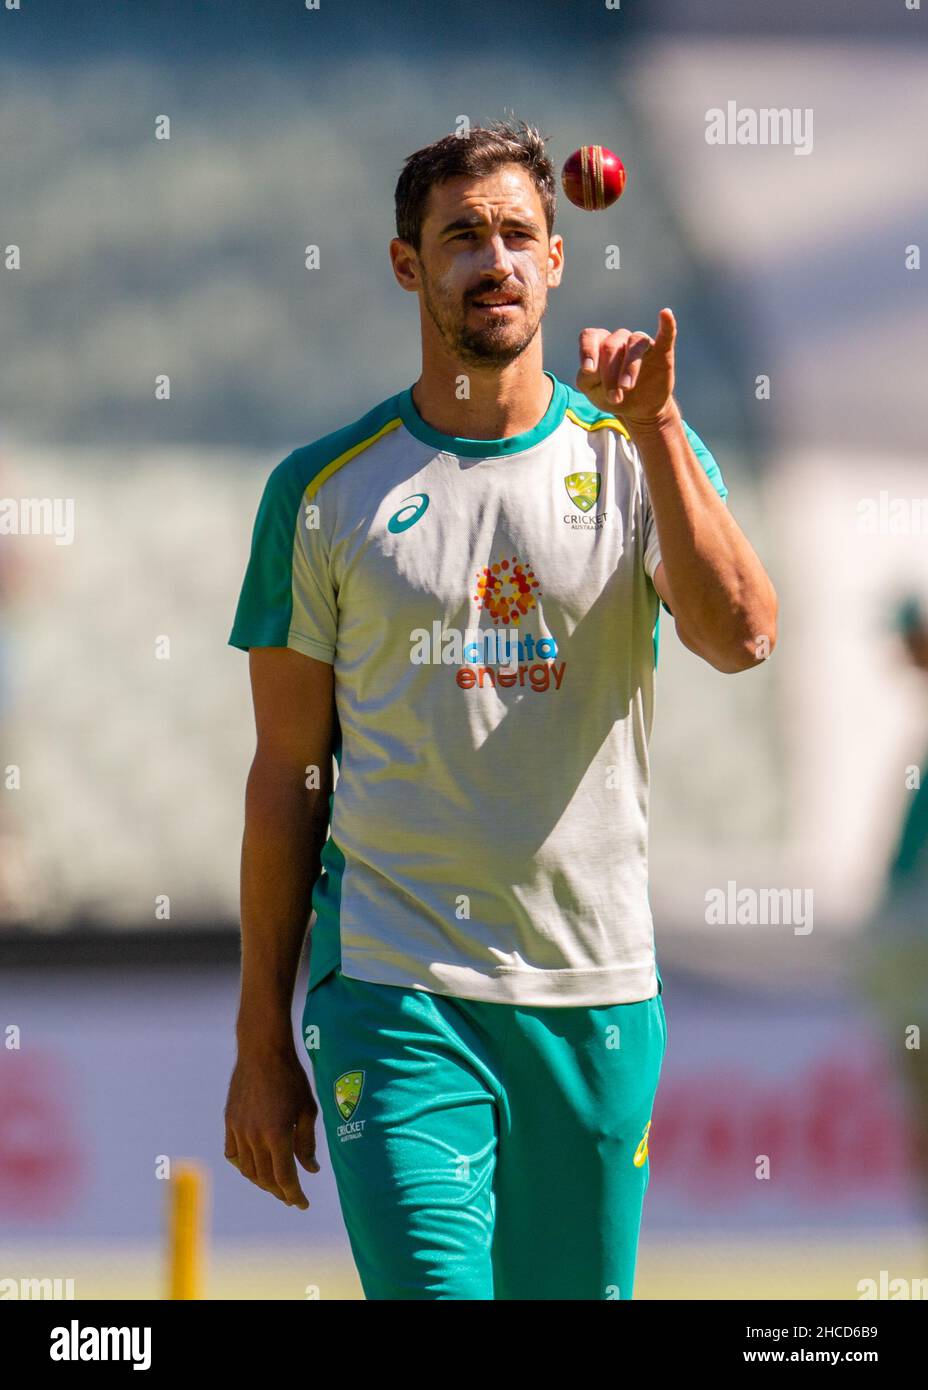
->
[223,120,778,1300]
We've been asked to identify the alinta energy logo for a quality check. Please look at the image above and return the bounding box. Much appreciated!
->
[409,553,566,693]
[564,472,607,529]
[474,555,540,625]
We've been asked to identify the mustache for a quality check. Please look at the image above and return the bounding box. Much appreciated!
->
[467,289,524,303]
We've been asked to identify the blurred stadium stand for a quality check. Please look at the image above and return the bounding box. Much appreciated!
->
[1,0,926,1298]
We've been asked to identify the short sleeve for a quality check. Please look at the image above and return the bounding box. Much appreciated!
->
[643,419,728,612]
[228,453,338,663]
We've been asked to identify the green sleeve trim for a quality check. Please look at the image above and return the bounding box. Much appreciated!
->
[658,419,729,617]
[682,419,728,499]
[228,451,305,651]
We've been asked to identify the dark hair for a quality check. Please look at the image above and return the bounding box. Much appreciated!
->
[394,118,557,252]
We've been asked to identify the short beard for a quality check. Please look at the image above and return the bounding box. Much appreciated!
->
[420,272,542,369]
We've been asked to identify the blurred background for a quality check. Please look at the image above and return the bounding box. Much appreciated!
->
[1,0,927,1299]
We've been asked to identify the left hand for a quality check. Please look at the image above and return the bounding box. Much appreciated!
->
[576,307,677,429]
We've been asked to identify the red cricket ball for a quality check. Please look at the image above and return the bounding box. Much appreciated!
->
[561,145,627,210]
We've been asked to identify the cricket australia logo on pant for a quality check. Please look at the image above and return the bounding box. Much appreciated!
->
[334,1070,366,1142]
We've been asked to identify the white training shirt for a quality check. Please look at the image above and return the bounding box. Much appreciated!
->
[229,370,728,1006]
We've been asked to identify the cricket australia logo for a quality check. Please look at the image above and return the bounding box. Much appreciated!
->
[334,1070,367,1142]
[563,472,607,529]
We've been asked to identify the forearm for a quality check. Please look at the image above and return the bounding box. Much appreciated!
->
[629,400,778,671]
[236,757,331,1055]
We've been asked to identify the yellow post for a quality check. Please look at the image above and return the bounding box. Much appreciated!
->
[167,1160,208,1299]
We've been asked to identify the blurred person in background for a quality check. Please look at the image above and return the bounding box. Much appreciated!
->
[885,598,928,896]
[860,595,928,1224]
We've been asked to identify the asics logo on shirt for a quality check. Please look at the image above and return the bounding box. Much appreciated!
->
[387,493,430,533]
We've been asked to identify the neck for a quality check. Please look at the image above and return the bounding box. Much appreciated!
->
[411,342,552,441]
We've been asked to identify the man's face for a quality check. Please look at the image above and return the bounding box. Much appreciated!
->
[407,164,563,369]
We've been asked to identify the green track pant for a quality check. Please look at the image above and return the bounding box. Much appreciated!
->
[302,964,667,1300]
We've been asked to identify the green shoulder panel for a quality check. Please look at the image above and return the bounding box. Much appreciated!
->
[559,377,627,430]
[558,378,728,501]
[228,451,305,650]
[228,394,403,652]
